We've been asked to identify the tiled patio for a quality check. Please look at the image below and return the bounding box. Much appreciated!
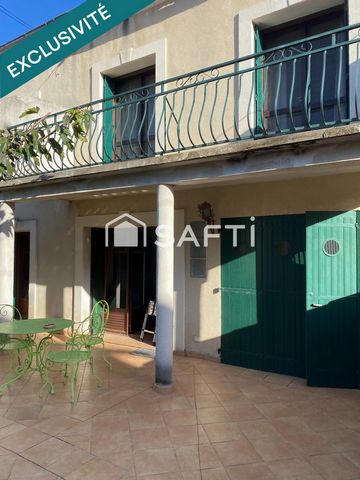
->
[0,338,360,480]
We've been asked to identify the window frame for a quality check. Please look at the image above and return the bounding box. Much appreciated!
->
[254,4,348,133]
[103,66,156,162]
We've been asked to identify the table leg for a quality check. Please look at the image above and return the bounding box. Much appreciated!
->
[35,334,53,380]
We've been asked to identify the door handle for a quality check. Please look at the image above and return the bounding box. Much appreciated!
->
[311,304,323,308]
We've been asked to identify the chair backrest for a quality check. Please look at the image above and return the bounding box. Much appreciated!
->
[91,300,109,336]
[0,304,22,322]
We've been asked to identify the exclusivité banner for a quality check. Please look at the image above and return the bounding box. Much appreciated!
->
[0,0,155,98]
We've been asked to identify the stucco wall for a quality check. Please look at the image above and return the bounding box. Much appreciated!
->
[15,200,75,320]
[69,171,360,357]
[1,0,358,119]
[10,169,360,357]
[5,0,360,358]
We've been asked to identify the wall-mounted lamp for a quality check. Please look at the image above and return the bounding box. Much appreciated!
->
[198,201,215,226]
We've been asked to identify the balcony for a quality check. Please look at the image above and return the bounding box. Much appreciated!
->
[5,22,360,180]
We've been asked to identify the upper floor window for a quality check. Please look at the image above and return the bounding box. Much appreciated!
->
[258,6,347,133]
[104,67,156,161]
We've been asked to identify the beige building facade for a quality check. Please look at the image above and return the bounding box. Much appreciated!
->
[1,0,360,388]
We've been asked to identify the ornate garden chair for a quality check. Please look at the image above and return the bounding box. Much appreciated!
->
[66,300,111,369]
[39,336,97,404]
[0,304,22,322]
[0,305,33,396]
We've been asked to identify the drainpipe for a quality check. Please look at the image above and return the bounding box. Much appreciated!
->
[0,202,15,322]
[155,185,174,392]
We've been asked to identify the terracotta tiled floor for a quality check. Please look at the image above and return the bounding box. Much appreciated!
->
[1,337,360,479]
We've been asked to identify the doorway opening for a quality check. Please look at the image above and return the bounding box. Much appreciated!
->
[14,232,30,319]
[90,227,157,336]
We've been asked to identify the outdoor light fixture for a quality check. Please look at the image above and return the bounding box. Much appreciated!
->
[198,201,215,226]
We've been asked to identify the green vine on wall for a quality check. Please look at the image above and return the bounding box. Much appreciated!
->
[0,106,94,179]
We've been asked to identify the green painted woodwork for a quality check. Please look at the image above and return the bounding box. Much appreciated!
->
[221,217,260,369]
[221,215,306,377]
[306,212,359,388]
[255,27,264,134]
[260,215,306,377]
[222,212,360,387]
[103,76,116,163]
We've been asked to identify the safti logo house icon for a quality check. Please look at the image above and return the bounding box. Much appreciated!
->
[105,214,147,248]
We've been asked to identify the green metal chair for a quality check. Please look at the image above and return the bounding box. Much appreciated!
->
[66,300,111,370]
[0,305,33,396]
[0,304,22,322]
[38,336,96,404]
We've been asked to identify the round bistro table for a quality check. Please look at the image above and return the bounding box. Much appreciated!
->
[0,318,72,336]
[0,318,73,394]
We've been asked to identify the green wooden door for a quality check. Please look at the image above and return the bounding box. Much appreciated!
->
[221,217,260,369]
[221,215,306,376]
[306,212,359,388]
[259,215,306,377]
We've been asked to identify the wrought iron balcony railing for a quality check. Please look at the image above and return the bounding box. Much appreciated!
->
[6,22,360,179]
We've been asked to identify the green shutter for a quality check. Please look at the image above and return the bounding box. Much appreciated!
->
[221,217,261,369]
[221,215,306,377]
[255,27,264,134]
[306,212,359,388]
[260,215,306,377]
[103,76,115,163]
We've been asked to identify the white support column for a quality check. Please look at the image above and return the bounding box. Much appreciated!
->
[155,185,174,392]
[0,202,15,322]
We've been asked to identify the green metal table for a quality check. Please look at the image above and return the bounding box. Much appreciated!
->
[0,318,73,394]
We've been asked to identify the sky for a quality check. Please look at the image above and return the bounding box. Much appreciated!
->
[0,0,85,46]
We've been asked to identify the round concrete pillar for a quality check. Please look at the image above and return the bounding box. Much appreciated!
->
[155,185,174,391]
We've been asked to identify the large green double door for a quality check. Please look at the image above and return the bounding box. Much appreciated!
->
[221,212,360,387]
